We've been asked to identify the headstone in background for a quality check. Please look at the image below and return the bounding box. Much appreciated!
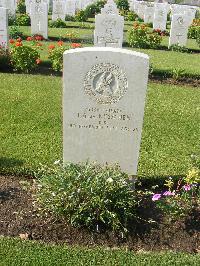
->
[5,0,16,17]
[52,0,66,21]
[94,0,124,48]
[144,5,154,24]
[63,47,149,175]
[0,7,8,49]
[65,0,76,16]
[153,3,169,31]
[169,14,189,47]
[30,0,48,39]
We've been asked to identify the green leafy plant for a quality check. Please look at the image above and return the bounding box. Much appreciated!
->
[65,14,75,21]
[17,0,26,14]
[48,42,70,71]
[125,11,138,21]
[9,25,24,39]
[169,44,189,53]
[170,67,186,80]
[34,162,137,233]
[8,15,16,26]
[116,0,129,11]
[84,0,106,18]
[16,14,31,26]
[10,42,40,73]
[49,19,67,28]
[75,10,88,22]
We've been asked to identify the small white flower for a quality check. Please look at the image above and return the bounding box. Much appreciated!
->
[77,189,81,193]
[106,177,113,183]
[54,160,60,165]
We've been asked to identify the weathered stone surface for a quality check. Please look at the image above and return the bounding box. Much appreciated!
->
[0,7,8,48]
[63,47,149,175]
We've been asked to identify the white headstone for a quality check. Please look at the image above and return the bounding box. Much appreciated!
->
[153,3,169,31]
[94,0,124,48]
[169,14,190,47]
[4,0,16,17]
[63,47,149,175]
[52,0,66,21]
[0,7,8,49]
[30,0,48,39]
[144,5,154,23]
[65,0,76,16]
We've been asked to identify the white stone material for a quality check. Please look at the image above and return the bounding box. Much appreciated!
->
[94,0,124,48]
[63,47,149,175]
[65,0,76,16]
[153,3,169,31]
[144,6,154,24]
[0,7,8,48]
[52,0,66,21]
[30,0,48,39]
[169,14,190,47]
[4,0,16,16]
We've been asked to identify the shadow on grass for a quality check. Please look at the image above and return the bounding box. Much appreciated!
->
[0,157,24,169]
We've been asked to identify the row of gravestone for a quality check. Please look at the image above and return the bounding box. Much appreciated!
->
[0,0,150,176]
[129,0,198,47]
[1,0,199,48]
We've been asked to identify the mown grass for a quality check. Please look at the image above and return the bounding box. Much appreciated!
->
[0,237,199,266]
[0,73,199,178]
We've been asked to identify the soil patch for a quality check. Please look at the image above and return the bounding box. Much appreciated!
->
[0,175,199,253]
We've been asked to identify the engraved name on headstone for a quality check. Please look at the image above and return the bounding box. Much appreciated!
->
[52,0,66,21]
[63,47,149,175]
[153,3,169,31]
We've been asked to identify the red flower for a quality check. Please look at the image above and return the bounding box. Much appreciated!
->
[48,44,55,50]
[57,40,63,46]
[34,35,43,41]
[26,36,33,41]
[9,39,15,44]
[36,58,41,64]
[15,42,23,47]
[17,37,22,42]
[71,43,81,48]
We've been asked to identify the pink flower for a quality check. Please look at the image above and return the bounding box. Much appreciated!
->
[183,185,191,191]
[163,191,175,196]
[152,194,161,201]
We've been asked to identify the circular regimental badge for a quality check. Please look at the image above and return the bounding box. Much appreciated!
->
[84,63,128,104]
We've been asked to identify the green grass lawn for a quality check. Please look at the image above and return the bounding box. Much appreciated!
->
[0,73,199,178]
[0,237,199,266]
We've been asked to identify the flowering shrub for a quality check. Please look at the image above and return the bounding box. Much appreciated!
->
[48,41,81,71]
[10,40,40,73]
[125,11,138,21]
[152,156,200,221]
[128,23,162,49]
[153,29,169,36]
[34,162,136,233]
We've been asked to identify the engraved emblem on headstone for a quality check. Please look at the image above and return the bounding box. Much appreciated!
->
[84,63,128,104]
[177,16,184,25]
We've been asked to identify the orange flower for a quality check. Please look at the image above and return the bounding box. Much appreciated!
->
[36,42,42,46]
[17,37,22,42]
[57,40,63,46]
[26,36,33,41]
[71,43,81,48]
[15,42,23,47]
[48,44,55,50]
[9,39,15,44]
[36,58,41,64]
